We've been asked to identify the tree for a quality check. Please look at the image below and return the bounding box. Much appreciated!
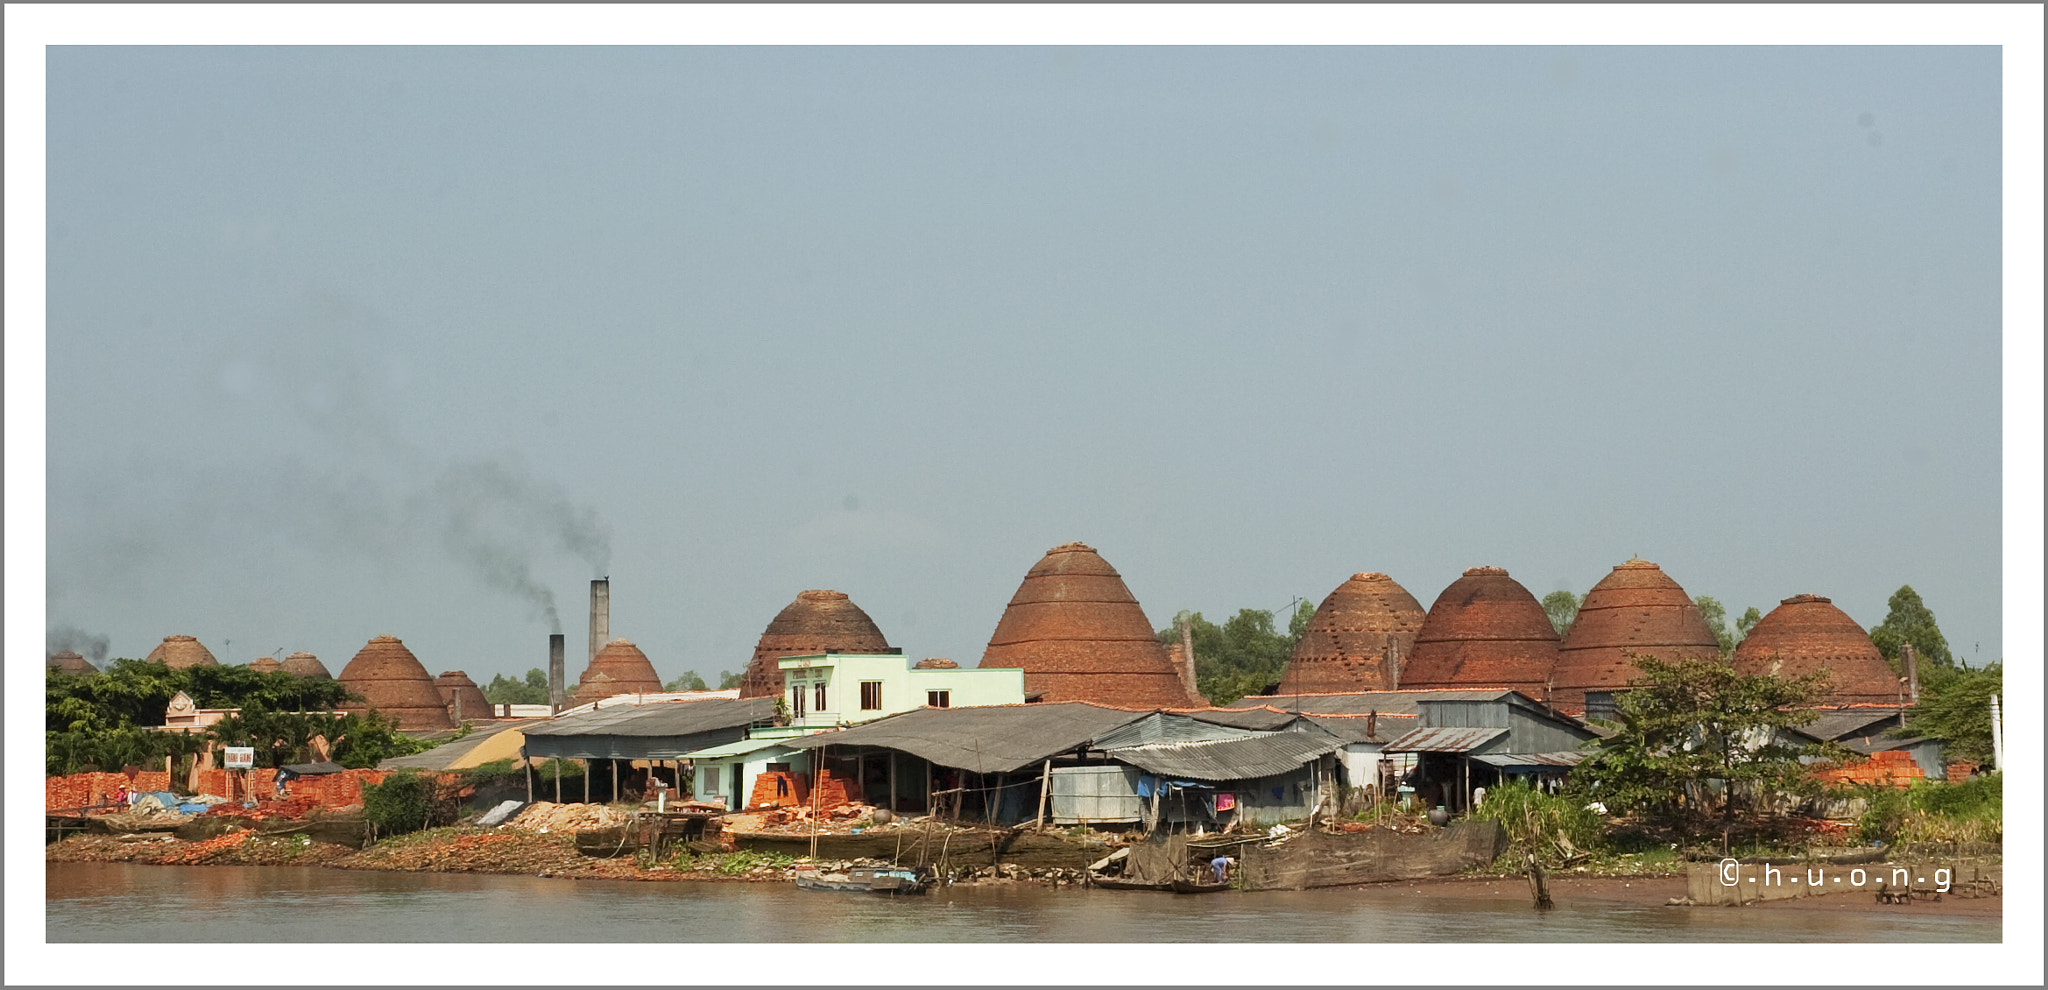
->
[716,670,743,691]
[483,668,551,705]
[1541,591,1581,636]
[1735,606,1763,641]
[1868,584,1956,676]
[1573,654,1833,835]
[1905,662,2001,767]
[1694,596,1734,657]
[1158,603,1307,706]
[664,671,709,692]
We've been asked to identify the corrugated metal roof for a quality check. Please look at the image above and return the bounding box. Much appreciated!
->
[681,736,804,760]
[1798,710,1904,742]
[1227,690,1521,715]
[378,721,535,770]
[1382,726,1506,753]
[1471,751,1587,768]
[1304,713,1418,744]
[1095,711,1259,748]
[521,697,776,738]
[1841,735,1936,755]
[780,703,1148,774]
[1105,732,1340,781]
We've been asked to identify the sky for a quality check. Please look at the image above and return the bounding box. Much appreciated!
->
[26,41,2023,686]
[7,6,2043,985]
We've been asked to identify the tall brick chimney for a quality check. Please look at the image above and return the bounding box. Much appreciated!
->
[589,578,611,664]
[548,634,566,713]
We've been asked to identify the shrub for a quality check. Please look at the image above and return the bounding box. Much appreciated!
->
[1468,780,1605,864]
[362,771,437,837]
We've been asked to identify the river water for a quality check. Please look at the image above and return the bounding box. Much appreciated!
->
[45,863,1997,944]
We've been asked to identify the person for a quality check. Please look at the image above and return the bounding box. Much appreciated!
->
[113,785,129,809]
[1473,785,1487,808]
[1210,855,1233,884]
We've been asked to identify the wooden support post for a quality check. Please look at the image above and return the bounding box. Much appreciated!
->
[524,747,534,803]
[1526,851,1554,910]
[554,758,562,803]
[1034,759,1052,832]
[612,759,620,804]
[584,760,591,804]
[887,751,898,814]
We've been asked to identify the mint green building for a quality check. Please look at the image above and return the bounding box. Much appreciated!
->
[683,653,1024,810]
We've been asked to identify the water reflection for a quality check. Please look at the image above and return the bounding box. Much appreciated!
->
[47,863,1996,944]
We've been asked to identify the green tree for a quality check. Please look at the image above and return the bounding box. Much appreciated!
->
[1904,662,2001,767]
[664,671,709,692]
[716,670,743,691]
[1735,606,1763,642]
[1694,596,1735,657]
[1159,603,1307,706]
[1541,590,1582,636]
[483,668,551,705]
[1574,654,1833,835]
[1868,585,1956,676]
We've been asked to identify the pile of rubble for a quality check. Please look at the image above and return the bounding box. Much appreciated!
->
[726,803,918,835]
[504,801,631,833]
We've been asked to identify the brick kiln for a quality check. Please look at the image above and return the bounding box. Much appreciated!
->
[1550,558,1721,714]
[46,650,99,676]
[739,590,894,699]
[282,651,333,679]
[337,635,455,733]
[434,670,491,722]
[573,639,664,702]
[1732,594,1903,707]
[979,541,1200,708]
[248,656,284,674]
[1276,572,1427,695]
[145,634,219,669]
[1398,566,1560,700]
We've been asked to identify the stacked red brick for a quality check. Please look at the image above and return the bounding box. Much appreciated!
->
[1732,595,1902,707]
[282,651,332,679]
[1277,572,1427,694]
[574,640,664,703]
[46,771,173,812]
[145,634,219,669]
[1398,567,1560,700]
[1551,558,1721,714]
[981,542,1200,708]
[1813,750,1925,788]
[337,635,455,733]
[739,590,894,699]
[435,671,492,721]
[47,651,99,675]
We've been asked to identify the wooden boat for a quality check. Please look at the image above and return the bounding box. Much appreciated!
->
[1170,877,1233,894]
[1086,874,1174,892]
[794,864,935,895]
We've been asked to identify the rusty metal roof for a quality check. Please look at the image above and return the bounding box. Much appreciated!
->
[1105,732,1341,781]
[1381,726,1506,753]
[1471,751,1587,768]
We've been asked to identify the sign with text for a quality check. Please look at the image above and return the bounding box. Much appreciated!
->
[223,747,255,770]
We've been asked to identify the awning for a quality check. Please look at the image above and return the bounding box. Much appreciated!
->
[1107,732,1340,782]
[1471,751,1586,769]
[681,737,805,760]
[1381,726,1505,754]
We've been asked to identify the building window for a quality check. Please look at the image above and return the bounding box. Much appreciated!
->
[789,684,806,718]
[927,690,950,708]
[815,682,828,712]
[705,766,720,793]
[860,681,883,711]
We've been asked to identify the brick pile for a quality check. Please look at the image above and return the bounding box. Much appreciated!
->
[980,542,1200,708]
[1399,567,1561,700]
[1814,749,1925,787]
[1732,595,1902,707]
[1946,761,1979,783]
[740,590,894,699]
[1278,572,1427,695]
[45,771,173,812]
[336,634,455,732]
[1550,558,1722,714]
[747,771,810,810]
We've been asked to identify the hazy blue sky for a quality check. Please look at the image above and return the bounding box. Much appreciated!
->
[28,44,2018,686]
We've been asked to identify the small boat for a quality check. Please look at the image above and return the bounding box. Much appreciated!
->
[794,863,935,895]
[1170,877,1233,894]
[1086,874,1175,892]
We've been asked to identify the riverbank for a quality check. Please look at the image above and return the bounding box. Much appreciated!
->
[46,827,1995,921]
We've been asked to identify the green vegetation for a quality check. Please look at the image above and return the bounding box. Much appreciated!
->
[1854,774,2001,846]
[1869,584,1955,673]
[1540,591,1581,637]
[1573,654,1832,836]
[1156,602,1315,706]
[362,770,439,836]
[1905,662,2002,768]
[663,671,709,692]
[483,668,551,705]
[43,659,430,775]
[713,849,796,874]
[1468,780,1605,867]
